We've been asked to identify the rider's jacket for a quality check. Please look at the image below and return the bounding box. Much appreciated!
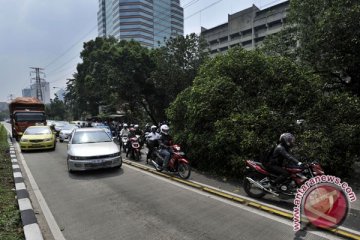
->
[147,132,161,141]
[158,134,172,149]
[120,128,130,136]
[268,143,299,166]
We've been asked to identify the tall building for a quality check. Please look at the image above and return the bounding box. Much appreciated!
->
[98,0,184,48]
[22,82,50,104]
[22,88,31,97]
[201,1,289,56]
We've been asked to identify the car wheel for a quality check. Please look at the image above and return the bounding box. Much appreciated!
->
[59,139,64,143]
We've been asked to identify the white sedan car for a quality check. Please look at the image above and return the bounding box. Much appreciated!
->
[59,124,79,142]
[67,128,122,172]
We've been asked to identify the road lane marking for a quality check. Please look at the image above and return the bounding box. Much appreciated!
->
[15,141,66,240]
[124,160,360,240]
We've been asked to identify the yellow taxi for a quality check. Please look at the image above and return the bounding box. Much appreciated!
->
[20,126,56,151]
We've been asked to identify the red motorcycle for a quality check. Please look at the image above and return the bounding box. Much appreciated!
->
[243,159,324,199]
[126,136,141,161]
[151,144,191,179]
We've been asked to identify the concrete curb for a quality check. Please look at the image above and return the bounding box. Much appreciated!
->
[124,159,360,240]
[7,136,44,240]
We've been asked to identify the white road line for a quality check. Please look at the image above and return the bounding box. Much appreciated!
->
[124,164,342,240]
[15,142,66,240]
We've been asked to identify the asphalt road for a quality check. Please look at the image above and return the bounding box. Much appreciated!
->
[13,138,342,240]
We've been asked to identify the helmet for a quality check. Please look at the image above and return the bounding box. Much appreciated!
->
[150,125,157,130]
[160,124,169,135]
[123,123,128,128]
[129,127,135,133]
[134,124,139,129]
[279,133,295,148]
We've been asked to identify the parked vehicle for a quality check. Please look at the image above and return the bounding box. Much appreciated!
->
[9,97,46,141]
[59,124,79,142]
[126,136,141,161]
[243,160,324,199]
[19,126,56,151]
[67,128,122,172]
[150,144,191,179]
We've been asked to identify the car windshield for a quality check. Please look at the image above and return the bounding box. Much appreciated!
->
[71,131,112,144]
[15,112,45,122]
[24,127,52,135]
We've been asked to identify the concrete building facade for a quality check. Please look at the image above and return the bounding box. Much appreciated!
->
[201,1,289,55]
[97,0,183,48]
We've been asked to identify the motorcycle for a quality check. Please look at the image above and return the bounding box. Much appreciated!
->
[126,136,141,161]
[243,159,324,199]
[120,136,128,153]
[150,144,191,179]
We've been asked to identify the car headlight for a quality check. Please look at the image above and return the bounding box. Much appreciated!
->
[20,138,29,142]
[110,152,121,157]
[68,155,86,160]
[44,138,52,141]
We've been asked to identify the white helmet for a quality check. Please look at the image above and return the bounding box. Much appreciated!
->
[134,124,139,129]
[123,123,128,128]
[151,125,157,130]
[160,124,169,135]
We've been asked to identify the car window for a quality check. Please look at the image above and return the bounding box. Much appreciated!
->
[24,127,52,135]
[71,131,112,144]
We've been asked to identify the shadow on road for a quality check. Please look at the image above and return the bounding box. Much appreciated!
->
[67,167,124,180]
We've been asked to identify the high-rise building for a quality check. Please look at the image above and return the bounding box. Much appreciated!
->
[201,1,289,56]
[98,0,184,48]
[22,88,32,97]
[22,82,50,104]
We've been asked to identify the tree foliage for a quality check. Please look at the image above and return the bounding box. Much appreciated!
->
[262,0,360,95]
[168,48,360,177]
[66,34,208,123]
[45,96,68,120]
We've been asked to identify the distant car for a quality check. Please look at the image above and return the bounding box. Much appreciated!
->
[53,121,69,136]
[20,126,56,151]
[67,128,122,172]
[59,124,79,142]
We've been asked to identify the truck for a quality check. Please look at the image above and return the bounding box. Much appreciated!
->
[9,97,46,141]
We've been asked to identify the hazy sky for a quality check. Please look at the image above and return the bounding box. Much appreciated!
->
[0,0,286,102]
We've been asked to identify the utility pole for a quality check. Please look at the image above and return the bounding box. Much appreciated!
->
[30,67,45,102]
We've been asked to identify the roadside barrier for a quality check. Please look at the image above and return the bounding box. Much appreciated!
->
[8,136,44,240]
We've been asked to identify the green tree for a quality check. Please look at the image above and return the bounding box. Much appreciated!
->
[150,33,209,121]
[46,95,67,120]
[263,0,360,96]
[168,48,360,177]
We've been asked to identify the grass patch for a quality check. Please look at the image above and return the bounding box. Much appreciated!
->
[0,124,24,240]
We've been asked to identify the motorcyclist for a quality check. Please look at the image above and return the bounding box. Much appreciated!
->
[119,123,129,137]
[265,133,301,190]
[158,124,173,171]
[146,125,161,163]
[126,128,137,158]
